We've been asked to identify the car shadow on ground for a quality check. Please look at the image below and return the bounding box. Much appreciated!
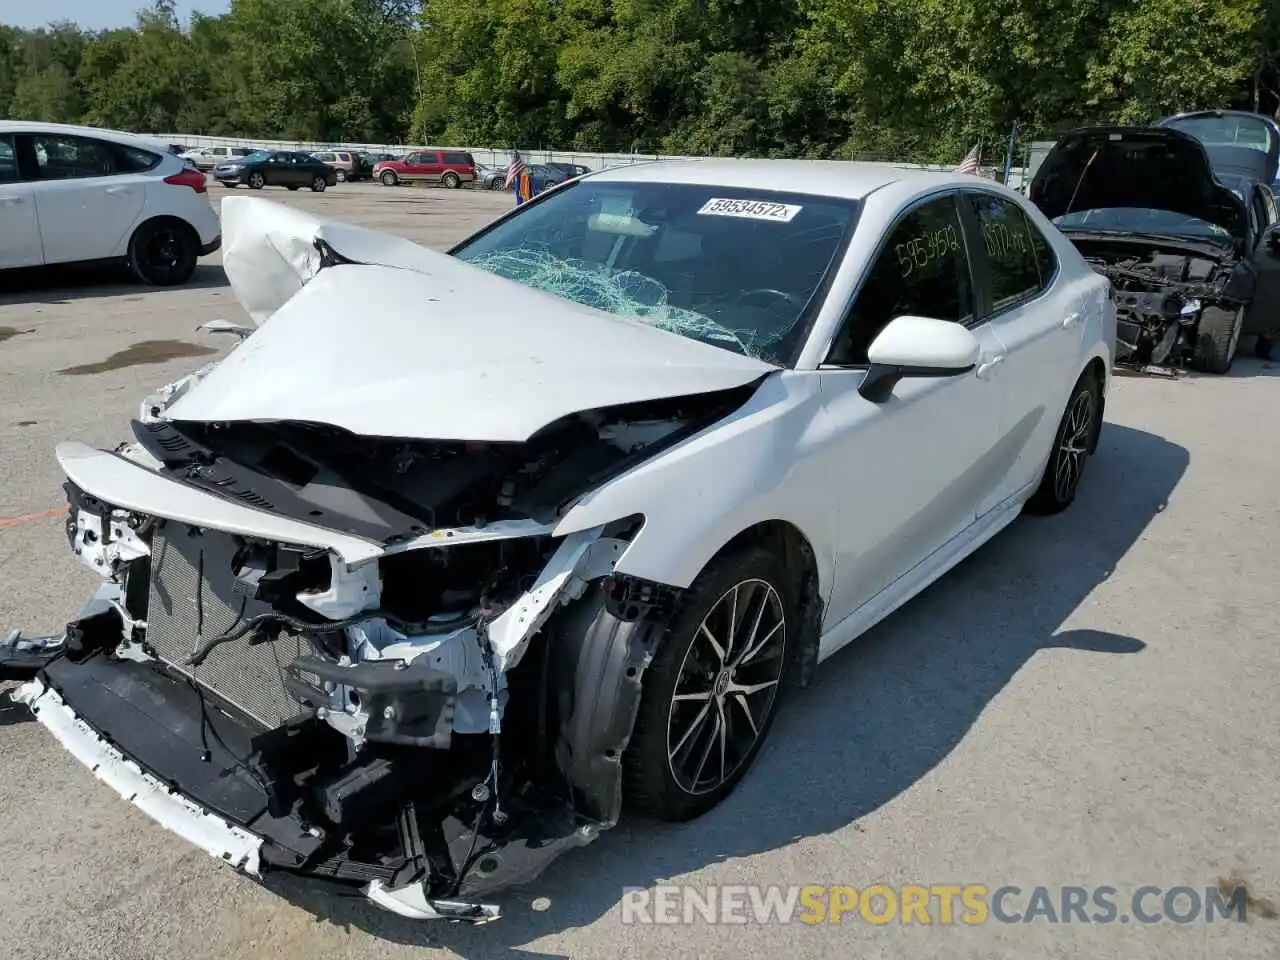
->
[270,422,1188,957]
[0,263,228,307]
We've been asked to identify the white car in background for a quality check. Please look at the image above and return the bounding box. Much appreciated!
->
[7,160,1113,924]
[0,121,221,285]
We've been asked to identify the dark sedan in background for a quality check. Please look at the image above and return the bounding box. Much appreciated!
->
[480,160,591,190]
[214,150,339,192]
[1156,109,1280,359]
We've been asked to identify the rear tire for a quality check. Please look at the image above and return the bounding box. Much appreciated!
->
[1191,305,1243,374]
[335,169,347,182]
[380,170,398,186]
[1254,335,1274,360]
[311,176,327,192]
[442,171,460,189]
[1025,370,1102,516]
[128,219,199,287]
[622,545,793,822]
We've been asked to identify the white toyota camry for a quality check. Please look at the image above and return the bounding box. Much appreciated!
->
[7,159,1114,924]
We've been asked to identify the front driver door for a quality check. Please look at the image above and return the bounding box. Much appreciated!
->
[816,191,1006,631]
[265,153,291,186]
[1244,183,1280,349]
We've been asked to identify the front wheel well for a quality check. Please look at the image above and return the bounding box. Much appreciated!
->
[540,519,821,824]
[703,520,822,687]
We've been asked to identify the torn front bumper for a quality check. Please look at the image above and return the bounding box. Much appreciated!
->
[13,657,504,923]
[14,678,264,875]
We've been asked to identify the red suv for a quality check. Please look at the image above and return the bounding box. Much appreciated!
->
[372,150,476,188]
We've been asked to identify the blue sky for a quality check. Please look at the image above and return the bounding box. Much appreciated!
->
[5,0,231,31]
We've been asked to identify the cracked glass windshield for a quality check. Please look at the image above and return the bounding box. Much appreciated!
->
[450,179,859,365]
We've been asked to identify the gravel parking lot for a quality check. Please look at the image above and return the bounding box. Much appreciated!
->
[1,182,1279,960]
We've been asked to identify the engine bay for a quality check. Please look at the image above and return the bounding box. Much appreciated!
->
[1072,237,1248,371]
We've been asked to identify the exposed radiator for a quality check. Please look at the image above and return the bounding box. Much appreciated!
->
[145,522,316,729]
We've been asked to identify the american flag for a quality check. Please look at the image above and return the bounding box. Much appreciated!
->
[504,150,526,188]
[956,143,980,175]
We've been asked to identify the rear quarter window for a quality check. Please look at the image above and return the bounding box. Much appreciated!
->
[112,144,161,173]
[0,135,18,183]
[443,152,472,165]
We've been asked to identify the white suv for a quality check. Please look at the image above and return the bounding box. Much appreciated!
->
[181,144,252,172]
[0,121,222,285]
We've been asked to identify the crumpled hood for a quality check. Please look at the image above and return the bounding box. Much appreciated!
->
[1029,127,1248,241]
[166,197,774,443]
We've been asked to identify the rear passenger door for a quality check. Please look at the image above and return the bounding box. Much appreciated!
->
[961,190,1081,509]
[21,132,150,264]
[418,151,445,183]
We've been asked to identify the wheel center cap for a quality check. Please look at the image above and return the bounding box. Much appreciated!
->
[713,670,731,698]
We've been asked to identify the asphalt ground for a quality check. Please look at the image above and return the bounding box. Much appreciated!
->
[1,181,1278,959]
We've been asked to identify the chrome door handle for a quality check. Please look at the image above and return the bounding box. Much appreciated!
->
[1063,311,1082,328]
[975,355,1004,380]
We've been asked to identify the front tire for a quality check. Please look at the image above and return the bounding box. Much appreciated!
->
[623,545,793,821]
[1191,305,1243,374]
[128,219,199,287]
[247,172,265,190]
[1025,370,1102,516]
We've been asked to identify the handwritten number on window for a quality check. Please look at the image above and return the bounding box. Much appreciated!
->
[896,224,959,278]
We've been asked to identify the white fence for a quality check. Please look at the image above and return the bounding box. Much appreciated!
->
[154,132,1029,189]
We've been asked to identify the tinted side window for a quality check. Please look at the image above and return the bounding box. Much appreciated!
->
[0,135,18,184]
[828,194,973,365]
[443,152,471,165]
[113,145,160,173]
[1029,217,1057,287]
[30,135,116,180]
[967,194,1044,311]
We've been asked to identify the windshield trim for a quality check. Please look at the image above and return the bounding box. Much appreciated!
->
[446,178,864,369]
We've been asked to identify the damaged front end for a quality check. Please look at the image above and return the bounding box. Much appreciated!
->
[11,404,718,920]
[1072,236,1255,371]
[9,197,771,923]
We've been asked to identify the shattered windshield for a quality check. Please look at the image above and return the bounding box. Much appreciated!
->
[1053,207,1234,240]
[450,180,859,364]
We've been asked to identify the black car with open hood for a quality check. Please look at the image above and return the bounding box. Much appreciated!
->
[1030,125,1260,374]
[1030,126,1249,248]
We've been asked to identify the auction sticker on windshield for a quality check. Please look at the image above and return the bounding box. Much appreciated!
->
[697,198,803,222]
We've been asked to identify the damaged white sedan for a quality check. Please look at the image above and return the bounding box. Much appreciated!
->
[5,159,1115,923]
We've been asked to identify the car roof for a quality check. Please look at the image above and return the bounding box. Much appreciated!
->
[587,158,963,200]
[0,120,174,155]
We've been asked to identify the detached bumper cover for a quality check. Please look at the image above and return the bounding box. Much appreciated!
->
[14,678,264,874]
